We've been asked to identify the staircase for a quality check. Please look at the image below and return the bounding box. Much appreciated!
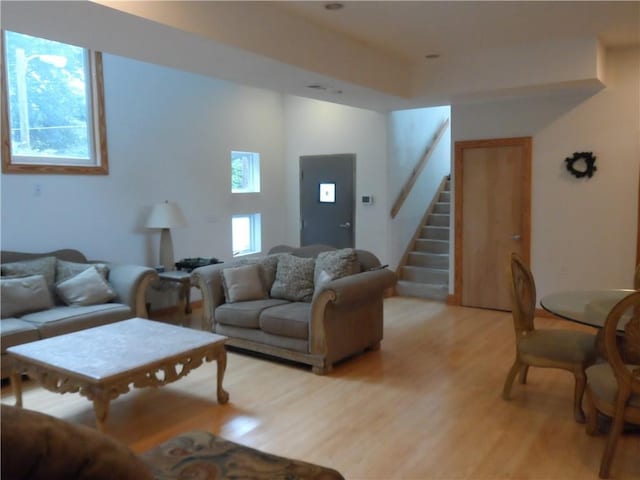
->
[396,178,450,300]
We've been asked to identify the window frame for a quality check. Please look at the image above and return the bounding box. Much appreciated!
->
[231,150,260,193]
[232,213,262,257]
[0,30,109,175]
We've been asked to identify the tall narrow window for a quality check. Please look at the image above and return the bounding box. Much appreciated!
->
[232,213,261,257]
[231,151,260,193]
[1,30,108,174]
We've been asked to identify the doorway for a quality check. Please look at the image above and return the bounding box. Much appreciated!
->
[300,154,355,248]
[454,137,531,310]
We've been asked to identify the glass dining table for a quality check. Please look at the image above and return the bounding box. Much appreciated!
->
[540,288,636,331]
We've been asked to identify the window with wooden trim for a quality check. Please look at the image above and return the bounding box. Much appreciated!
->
[1,30,108,174]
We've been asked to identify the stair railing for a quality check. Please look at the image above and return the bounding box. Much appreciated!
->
[390,118,450,219]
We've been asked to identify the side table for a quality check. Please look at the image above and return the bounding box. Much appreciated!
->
[157,270,193,325]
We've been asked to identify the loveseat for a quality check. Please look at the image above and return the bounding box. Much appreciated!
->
[0,249,158,378]
[192,244,396,374]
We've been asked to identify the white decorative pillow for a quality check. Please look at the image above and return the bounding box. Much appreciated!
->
[270,254,315,302]
[221,264,267,303]
[56,260,109,283]
[1,256,57,290]
[56,267,116,306]
[1,274,54,318]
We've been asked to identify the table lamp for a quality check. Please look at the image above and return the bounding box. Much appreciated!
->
[145,201,187,271]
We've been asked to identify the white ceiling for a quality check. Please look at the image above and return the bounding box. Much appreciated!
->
[2,1,639,112]
[278,1,639,61]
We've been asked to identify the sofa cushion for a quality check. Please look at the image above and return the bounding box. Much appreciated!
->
[20,304,131,338]
[216,298,289,329]
[1,274,54,318]
[56,267,116,306]
[221,264,267,303]
[271,254,315,302]
[259,302,311,340]
[0,318,40,352]
[1,256,57,290]
[1,404,154,480]
[56,259,109,283]
[314,248,360,285]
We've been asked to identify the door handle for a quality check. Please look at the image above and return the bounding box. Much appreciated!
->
[512,234,521,240]
[339,222,352,229]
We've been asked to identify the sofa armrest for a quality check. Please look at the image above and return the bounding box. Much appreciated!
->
[316,268,397,306]
[107,264,158,318]
[191,263,227,331]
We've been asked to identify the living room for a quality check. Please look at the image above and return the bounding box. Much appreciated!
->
[1,1,639,479]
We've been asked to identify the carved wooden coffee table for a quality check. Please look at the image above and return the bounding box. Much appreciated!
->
[7,318,228,431]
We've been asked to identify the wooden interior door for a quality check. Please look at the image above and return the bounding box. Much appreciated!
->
[454,137,531,310]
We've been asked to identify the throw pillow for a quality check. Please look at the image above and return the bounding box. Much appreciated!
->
[56,259,109,283]
[238,255,280,292]
[1,256,57,290]
[270,254,315,302]
[221,264,267,303]
[1,404,154,480]
[314,248,360,285]
[0,274,54,318]
[56,267,116,306]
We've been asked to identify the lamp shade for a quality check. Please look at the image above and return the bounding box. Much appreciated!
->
[145,201,187,229]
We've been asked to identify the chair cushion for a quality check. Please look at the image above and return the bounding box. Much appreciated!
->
[519,329,597,364]
[586,363,640,408]
[55,259,109,283]
[1,256,57,290]
[216,298,289,329]
[55,267,116,306]
[314,248,360,285]
[221,264,267,303]
[259,302,311,340]
[1,405,153,480]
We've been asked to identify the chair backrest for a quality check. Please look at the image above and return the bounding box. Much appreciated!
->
[603,291,640,397]
[509,252,536,334]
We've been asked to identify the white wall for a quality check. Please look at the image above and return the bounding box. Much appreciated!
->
[452,46,639,300]
[1,54,287,268]
[387,106,451,269]
[282,96,390,263]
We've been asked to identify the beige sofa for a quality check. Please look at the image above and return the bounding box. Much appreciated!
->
[192,244,396,374]
[1,249,158,378]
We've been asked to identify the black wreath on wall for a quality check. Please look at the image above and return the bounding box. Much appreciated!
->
[565,151,597,179]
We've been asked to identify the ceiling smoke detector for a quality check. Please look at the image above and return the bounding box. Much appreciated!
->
[324,3,344,11]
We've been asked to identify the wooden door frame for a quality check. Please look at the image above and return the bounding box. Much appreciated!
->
[453,137,532,306]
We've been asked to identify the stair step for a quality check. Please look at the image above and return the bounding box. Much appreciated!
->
[401,265,448,284]
[439,191,450,203]
[395,280,448,301]
[407,252,449,269]
[426,213,450,227]
[414,239,449,254]
[421,226,449,241]
[433,202,450,214]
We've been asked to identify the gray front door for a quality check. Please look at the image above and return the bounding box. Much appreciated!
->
[300,154,355,248]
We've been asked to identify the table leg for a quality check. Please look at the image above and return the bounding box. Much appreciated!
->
[92,396,110,432]
[11,372,23,407]
[185,285,192,314]
[215,348,229,404]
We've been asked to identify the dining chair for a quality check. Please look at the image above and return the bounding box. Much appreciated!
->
[502,252,598,422]
[584,290,640,479]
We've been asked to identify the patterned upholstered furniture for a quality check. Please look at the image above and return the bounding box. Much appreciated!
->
[1,405,345,480]
[0,249,158,379]
[192,244,396,374]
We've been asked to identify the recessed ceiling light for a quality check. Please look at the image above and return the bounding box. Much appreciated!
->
[307,84,327,90]
[425,54,441,60]
[324,3,344,11]
[306,84,342,94]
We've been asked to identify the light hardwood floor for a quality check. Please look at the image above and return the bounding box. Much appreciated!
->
[2,297,639,479]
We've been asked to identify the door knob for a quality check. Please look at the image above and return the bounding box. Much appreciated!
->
[512,234,521,240]
[339,222,352,229]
